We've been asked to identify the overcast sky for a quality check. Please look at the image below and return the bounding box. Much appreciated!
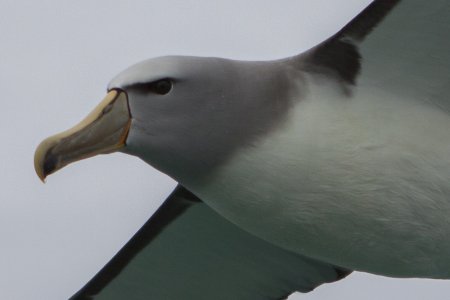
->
[1,1,450,299]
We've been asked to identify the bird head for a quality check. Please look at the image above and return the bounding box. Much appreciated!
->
[34,55,295,184]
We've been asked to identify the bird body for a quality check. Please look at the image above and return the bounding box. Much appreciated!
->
[34,0,450,298]
[190,69,450,278]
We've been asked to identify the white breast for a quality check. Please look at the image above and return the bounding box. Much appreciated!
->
[189,77,450,278]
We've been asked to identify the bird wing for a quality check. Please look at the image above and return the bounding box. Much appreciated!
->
[303,0,450,111]
[70,186,350,300]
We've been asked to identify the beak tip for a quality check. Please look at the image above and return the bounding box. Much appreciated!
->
[35,165,47,183]
[38,175,47,184]
[34,159,47,184]
[34,140,52,184]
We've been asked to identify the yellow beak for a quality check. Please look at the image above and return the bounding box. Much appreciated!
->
[34,90,131,182]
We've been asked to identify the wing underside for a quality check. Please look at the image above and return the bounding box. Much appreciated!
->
[304,0,450,112]
[70,186,350,300]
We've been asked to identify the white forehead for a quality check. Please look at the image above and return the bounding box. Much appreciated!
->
[108,56,192,89]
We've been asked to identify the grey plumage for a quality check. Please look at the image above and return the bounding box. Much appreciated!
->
[110,56,298,181]
[33,0,450,299]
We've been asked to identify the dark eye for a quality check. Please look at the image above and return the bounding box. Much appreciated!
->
[153,79,172,95]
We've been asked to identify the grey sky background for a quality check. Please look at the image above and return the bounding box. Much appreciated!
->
[1,1,449,299]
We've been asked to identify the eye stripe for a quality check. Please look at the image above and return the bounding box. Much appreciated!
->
[126,79,173,95]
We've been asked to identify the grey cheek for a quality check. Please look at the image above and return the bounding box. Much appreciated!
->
[121,62,306,184]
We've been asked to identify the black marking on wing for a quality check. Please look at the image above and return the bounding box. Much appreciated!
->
[70,185,352,300]
[70,186,198,300]
[306,38,362,85]
[334,266,352,281]
[302,0,400,85]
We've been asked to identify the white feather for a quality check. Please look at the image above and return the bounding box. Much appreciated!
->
[189,75,450,278]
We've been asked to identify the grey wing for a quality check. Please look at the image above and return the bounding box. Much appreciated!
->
[70,186,350,300]
[303,0,450,111]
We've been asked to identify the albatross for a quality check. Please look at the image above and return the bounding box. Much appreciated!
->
[34,0,450,299]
